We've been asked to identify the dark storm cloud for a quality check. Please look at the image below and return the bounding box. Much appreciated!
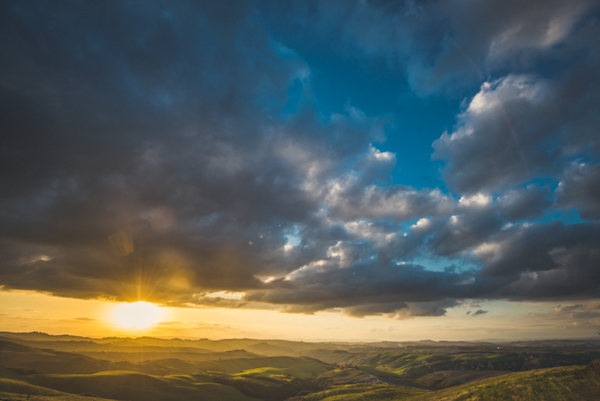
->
[244,260,468,317]
[472,221,600,301]
[0,0,313,300]
[1,0,600,318]
[343,300,460,319]
[0,0,400,308]
[556,162,600,220]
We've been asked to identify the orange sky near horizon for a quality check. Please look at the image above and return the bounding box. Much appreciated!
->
[0,289,596,342]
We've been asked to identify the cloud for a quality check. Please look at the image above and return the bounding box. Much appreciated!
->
[525,303,600,331]
[267,0,598,96]
[325,175,454,222]
[556,162,600,220]
[245,260,470,316]
[472,309,488,316]
[157,321,183,326]
[0,0,409,310]
[0,1,599,320]
[497,185,552,221]
[427,208,502,257]
[0,1,308,301]
[431,7,600,194]
[433,75,556,193]
[344,300,460,319]
[473,221,600,301]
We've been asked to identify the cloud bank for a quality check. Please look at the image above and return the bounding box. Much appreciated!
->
[1,0,599,319]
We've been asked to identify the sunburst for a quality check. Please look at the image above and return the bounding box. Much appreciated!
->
[111,301,163,330]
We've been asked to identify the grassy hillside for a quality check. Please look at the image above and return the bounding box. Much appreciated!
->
[413,369,512,389]
[24,371,260,401]
[196,356,331,379]
[3,332,600,401]
[0,338,114,374]
[0,340,329,401]
[405,364,600,401]
[0,367,319,401]
[0,390,119,401]
[299,364,600,401]
[340,349,600,382]
[0,332,380,356]
[300,349,358,364]
[0,338,171,375]
[301,384,424,401]
[299,368,426,401]
[81,349,258,363]
[1,377,70,397]
[0,367,119,401]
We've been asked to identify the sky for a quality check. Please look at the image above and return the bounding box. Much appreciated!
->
[1,0,600,341]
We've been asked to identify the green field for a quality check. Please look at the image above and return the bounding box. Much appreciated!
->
[406,365,600,401]
[196,356,331,379]
[19,371,258,401]
[300,364,600,401]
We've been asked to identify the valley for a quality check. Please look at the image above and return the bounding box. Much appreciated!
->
[1,332,599,400]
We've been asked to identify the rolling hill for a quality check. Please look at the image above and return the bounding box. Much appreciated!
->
[406,364,600,401]
[2,332,600,401]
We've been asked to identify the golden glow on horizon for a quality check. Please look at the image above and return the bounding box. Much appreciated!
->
[111,301,163,330]
[0,291,597,341]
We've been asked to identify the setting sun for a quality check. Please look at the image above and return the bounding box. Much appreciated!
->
[111,301,163,330]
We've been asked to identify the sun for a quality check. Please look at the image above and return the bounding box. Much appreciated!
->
[111,301,163,330]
